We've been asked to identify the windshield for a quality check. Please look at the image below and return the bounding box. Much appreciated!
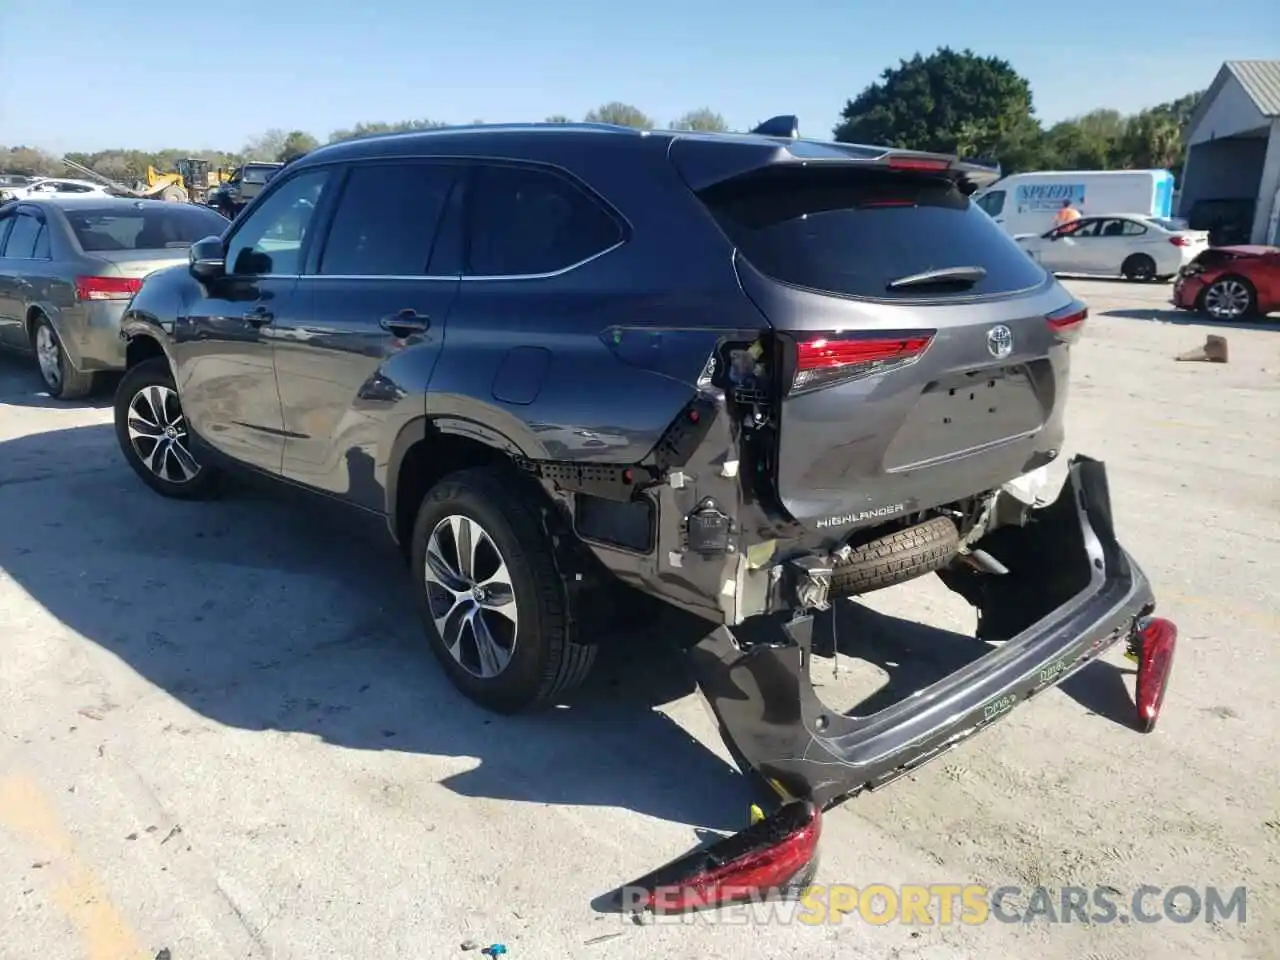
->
[66,204,228,252]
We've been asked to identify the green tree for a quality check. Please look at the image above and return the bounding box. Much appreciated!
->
[834,47,1040,161]
[279,130,320,162]
[584,102,653,128]
[671,108,728,132]
[544,115,572,123]
[1,146,61,177]
[327,119,447,143]
[242,129,289,161]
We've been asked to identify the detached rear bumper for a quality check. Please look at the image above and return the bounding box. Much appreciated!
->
[687,455,1157,808]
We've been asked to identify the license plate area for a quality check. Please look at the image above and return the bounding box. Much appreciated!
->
[884,366,1045,469]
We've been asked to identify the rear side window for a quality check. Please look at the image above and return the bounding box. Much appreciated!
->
[2,213,42,258]
[699,167,1049,301]
[464,164,623,277]
[319,162,458,276]
[65,205,228,252]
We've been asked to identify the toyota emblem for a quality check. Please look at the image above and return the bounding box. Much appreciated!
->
[986,324,1014,359]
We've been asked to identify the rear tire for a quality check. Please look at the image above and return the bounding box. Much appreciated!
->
[32,314,96,400]
[830,515,960,596]
[1121,254,1156,282]
[411,465,596,713]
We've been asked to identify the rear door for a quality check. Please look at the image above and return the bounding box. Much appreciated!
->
[274,158,462,507]
[0,207,48,349]
[693,161,1078,534]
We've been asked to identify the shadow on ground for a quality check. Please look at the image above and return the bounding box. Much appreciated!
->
[0,423,1139,838]
[0,353,118,409]
[1101,307,1280,333]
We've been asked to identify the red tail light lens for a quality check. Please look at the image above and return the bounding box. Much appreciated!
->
[1046,302,1088,340]
[886,155,950,172]
[75,276,142,301]
[1169,235,1190,247]
[792,332,933,393]
[1135,617,1177,733]
[611,800,822,914]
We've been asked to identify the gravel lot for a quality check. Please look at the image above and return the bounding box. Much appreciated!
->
[1,279,1277,960]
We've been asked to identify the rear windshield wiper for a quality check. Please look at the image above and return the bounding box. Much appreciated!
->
[886,265,987,291]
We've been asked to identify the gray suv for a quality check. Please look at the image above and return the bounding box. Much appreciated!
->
[112,119,1168,820]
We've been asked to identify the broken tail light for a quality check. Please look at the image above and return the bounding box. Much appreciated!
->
[608,800,822,914]
[1046,302,1088,342]
[75,275,143,301]
[791,331,933,393]
[1135,616,1177,733]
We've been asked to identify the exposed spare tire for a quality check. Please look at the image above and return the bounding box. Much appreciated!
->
[830,515,960,596]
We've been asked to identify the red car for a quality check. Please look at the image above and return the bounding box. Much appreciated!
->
[1172,245,1280,321]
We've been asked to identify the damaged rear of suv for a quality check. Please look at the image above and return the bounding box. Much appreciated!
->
[115,116,1175,914]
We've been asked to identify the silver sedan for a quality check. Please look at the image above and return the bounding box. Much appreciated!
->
[0,196,228,399]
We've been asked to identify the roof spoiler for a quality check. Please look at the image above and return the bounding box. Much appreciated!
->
[751,115,799,139]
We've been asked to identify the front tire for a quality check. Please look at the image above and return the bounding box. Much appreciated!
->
[114,358,221,499]
[411,466,596,713]
[32,314,95,400]
[1200,275,1258,321]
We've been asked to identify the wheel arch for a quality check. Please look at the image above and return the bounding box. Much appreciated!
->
[386,415,546,552]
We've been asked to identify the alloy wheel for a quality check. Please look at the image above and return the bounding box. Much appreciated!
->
[423,514,519,679]
[1204,280,1251,320]
[126,384,202,484]
[35,324,62,391]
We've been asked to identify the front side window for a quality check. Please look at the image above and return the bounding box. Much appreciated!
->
[976,190,1005,217]
[318,162,458,276]
[464,164,623,277]
[225,169,330,276]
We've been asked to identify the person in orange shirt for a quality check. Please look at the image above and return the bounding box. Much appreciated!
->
[1053,199,1082,228]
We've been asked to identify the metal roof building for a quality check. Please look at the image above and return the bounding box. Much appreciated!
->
[1179,60,1280,245]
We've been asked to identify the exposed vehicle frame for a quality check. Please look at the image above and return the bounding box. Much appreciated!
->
[111,115,1177,913]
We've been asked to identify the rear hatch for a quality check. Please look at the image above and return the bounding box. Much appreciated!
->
[678,147,1084,536]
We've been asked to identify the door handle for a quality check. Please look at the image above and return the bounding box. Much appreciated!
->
[379,309,431,336]
[243,306,273,326]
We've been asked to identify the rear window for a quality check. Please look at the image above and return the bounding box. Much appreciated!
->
[242,166,278,184]
[66,204,228,252]
[699,167,1049,301]
[1148,217,1189,231]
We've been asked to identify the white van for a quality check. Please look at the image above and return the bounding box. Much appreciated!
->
[973,169,1176,237]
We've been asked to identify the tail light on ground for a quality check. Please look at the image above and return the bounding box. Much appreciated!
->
[1134,616,1177,733]
[75,276,142,301]
[791,332,934,393]
[606,800,822,914]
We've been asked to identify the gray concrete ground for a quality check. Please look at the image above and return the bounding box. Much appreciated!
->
[1,279,1277,960]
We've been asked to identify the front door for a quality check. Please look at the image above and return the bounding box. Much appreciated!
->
[172,166,334,474]
[273,159,463,509]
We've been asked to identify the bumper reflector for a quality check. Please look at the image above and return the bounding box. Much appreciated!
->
[606,800,821,914]
[1135,617,1177,733]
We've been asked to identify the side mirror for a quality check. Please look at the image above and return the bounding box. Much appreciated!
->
[189,236,226,281]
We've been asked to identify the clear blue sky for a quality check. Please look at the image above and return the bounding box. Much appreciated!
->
[3,0,1278,154]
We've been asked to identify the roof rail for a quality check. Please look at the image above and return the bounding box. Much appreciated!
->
[750,115,799,139]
